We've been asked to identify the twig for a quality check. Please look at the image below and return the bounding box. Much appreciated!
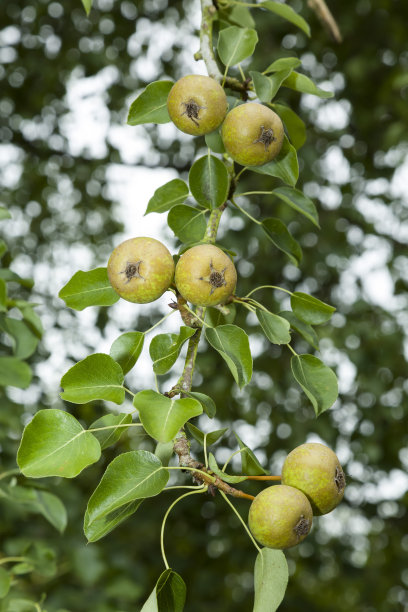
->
[308,0,342,43]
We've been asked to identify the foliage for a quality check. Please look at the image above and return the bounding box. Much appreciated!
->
[0,0,407,610]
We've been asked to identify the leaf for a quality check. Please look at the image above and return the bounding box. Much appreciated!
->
[0,239,8,259]
[261,218,302,266]
[127,80,174,125]
[282,71,334,98]
[60,353,125,404]
[85,450,168,540]
[167,205,207,244]
[59,268,119,311]
[234,432,268,476]
[0,567,10,598]
[251,136,299,186]
[145,179,189,215]
[217,26,258,67]
[205,324,252,389]
[0,269,34,288]
[0,278,6,311]
[0,356,32,389]
[224,4,255,28]
[205,129,226,154]
[141,569,186,612]
[0,206,11,220]
[149,327,197,375]
[290,292,335,325]
[109,331,144,375]
[260,1,310,36]
[206,303,237,327]
[0,483,67,533]
[272,103,306,150]
[189,154,229,209]
[250,71,274,103]
[133,390,202,443]
[14,301,43,337]
[186,423,228,447]
[155,441,174,467]
[291,354,338,416]
[256,309,291,345]
[264,57,302,74]
[89,413,133,450]
[253,548,289,611]
[183,391,216,418]
[84,499,144,543]
[208,453,248,483]
[279,311,319,350]
[17,409,101,478]
[272,186,319,227]
[0,316,39,359]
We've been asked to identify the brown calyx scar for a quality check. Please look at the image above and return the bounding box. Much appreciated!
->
[199,260,227,295]
[181,99,206,127]
[120,261,145,283]
[294,515,310,539]
[253,125,276,151]
[334,466,346,492]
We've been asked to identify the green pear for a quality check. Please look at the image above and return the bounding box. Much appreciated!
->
[248,484,313,549]
[281,442,346,515]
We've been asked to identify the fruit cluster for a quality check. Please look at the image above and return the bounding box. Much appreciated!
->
[248,443,346,549]
[107,238,236,307]
[167,74,284,167]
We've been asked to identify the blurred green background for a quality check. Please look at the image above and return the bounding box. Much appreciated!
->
[0,0,407,610]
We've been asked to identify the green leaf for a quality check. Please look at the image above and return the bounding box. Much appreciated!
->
[84,499,144,543]
[282,71,334,98]
[208,453,248,483]
[0,206,11,220]
[0,278,6,311]
[0,356,32,389]
[60,353,125,404]
[261,1,310,36]
[205,324,252,389]
[186,423,228,446]
[264,57,302,74]
[0,269,34,288]
[17,409,101,478]
[0,483,67,533]
[261,218,302,266]
[205,129,226,154]
[256,309,291,345]
[109,331,144,375]
[0,239,8,259]
[0,567,11,598]
[234,432,268,476]
[279,311,319,350]
[206,303,237,328]
[145,178,189,215]
[167,205,207,244]
[14,301,43,337]
[59,268,119,311]
[253,548,289,611]
[250,71,274,103]
[141,569,186,612]
[149,327,197,375]
[183,391,216,418]
[81,0,92,14]
[133,390,202,443]
[89,413,133,450]
[85,450,168,540]
[0,316,39,359]
[291,292,335,325]
[127,80,174,125]
[155,441,174,467]
[189,154,229,209]
[217,26,258,67]
[223,5,255,28]
[291,354,338,416]
[251,136,299,186]
[272,103,306,150]
[272,186,319,227]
